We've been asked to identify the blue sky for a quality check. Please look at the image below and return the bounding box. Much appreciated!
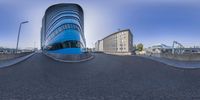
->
[0,0,200,49]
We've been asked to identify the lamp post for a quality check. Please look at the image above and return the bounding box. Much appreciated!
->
[16,21,29,53]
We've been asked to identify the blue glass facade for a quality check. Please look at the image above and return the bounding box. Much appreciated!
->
[41,3,86,54]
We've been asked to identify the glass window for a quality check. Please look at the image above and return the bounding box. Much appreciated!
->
[72,24,75,29]
[67,24,70,29]
[69,24,72,29]
[61,25,65,30]
[62,41,70,48]
[58,27,62,32]
[65,24,68,29]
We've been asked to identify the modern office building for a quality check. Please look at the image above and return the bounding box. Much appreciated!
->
[41,3,89,60]
[95,29,133,55]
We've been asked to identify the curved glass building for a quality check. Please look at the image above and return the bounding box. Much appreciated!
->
[41,3,86,55]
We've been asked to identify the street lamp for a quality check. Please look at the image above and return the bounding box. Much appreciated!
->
[16,21,29,53]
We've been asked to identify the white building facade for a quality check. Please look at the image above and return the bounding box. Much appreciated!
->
[95,40,103,52]
[95,29,133,55]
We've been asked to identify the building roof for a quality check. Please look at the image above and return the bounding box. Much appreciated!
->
[45,3,83,15]
[102,29,132,40]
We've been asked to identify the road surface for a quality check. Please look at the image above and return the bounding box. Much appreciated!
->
[0,53,200,100]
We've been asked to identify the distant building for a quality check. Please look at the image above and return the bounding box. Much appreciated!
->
[95,40,100,51]
[99,40,103,52]
[95,40,103,52]
[146,43,200,56]
[147,44,172,54]
[0,47,15,54]
[95,29,133,55]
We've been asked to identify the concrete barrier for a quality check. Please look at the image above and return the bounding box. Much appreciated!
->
[161,53,200,61]
[0,52,35,68]
[104,52,132,56]
[150,53,200,61]
[0,52,33,60]
[43,52,93,62]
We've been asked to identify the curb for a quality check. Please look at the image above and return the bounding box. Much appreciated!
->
[43,52,94,63]
[0,52,35,68]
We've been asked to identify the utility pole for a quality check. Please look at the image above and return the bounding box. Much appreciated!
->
[16,21,29,53]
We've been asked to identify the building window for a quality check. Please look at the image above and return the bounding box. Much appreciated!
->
[45,40,83,51]
[46,23,82,42]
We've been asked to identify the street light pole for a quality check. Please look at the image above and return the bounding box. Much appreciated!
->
[16,21,29,53]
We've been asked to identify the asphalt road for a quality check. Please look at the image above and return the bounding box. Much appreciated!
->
[0,53,200,100]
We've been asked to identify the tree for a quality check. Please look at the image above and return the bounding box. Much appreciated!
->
[137,43,143,51]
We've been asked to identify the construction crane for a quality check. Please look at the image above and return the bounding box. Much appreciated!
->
[172,41,184,54]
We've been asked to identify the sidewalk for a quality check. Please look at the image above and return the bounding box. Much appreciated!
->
[0,53,35,68]
[140,55,200,69]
